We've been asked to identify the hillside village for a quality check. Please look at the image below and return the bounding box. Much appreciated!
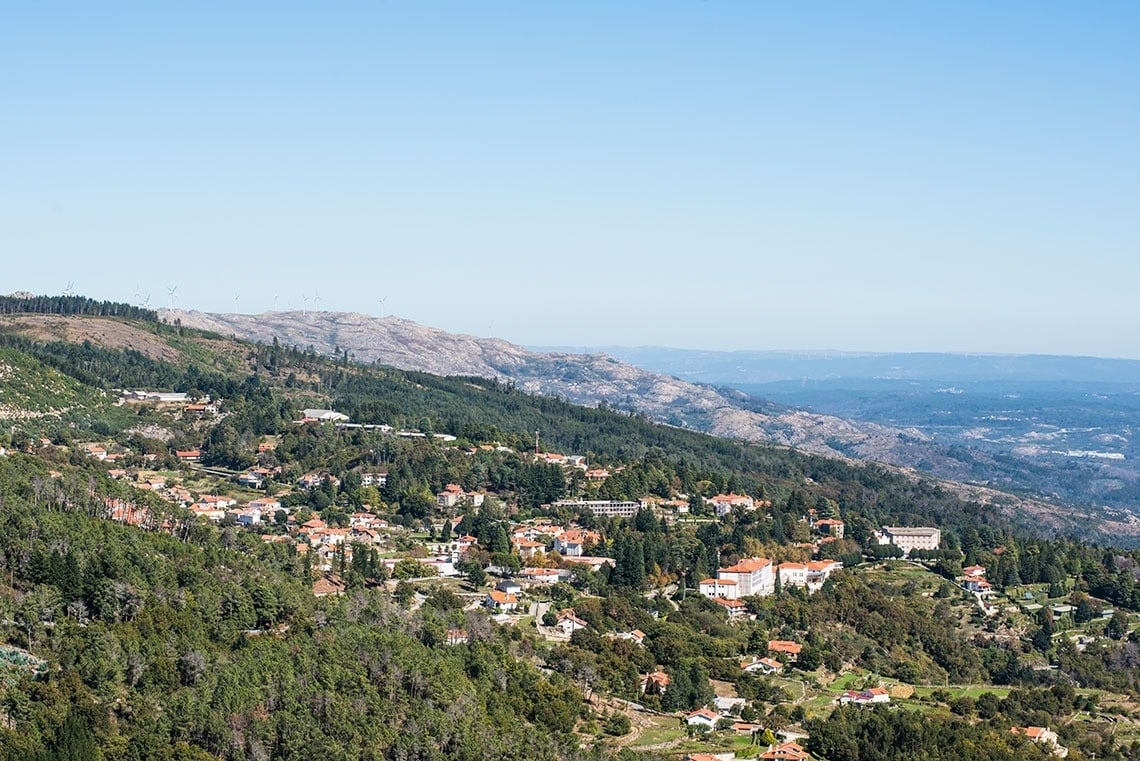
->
[1,307,1139,759]
[5,394,1132,759]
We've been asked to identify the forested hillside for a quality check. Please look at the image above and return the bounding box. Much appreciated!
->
[1,308,1139,760]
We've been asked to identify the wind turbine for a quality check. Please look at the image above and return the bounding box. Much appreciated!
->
[312,289,322,311]
[142,294,151,309]
[233,293,240,313]
[377,297,387,318]
[63,281,75,297]
[273,294,280,311]
[301,293,310,316]
[167,286,178,310]
[133,283,142,306]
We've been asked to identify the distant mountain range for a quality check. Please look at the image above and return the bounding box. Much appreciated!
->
[169,309,938,460]
[168,309,1140,536]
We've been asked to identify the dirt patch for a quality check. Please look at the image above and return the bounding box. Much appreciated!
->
[710,678,739,699]
[0,315,182,363]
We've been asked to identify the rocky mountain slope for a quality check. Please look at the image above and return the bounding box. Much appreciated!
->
[168,309,966,468]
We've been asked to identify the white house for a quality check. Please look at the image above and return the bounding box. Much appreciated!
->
[553,610,588,635]
[685,709,720,730]
[484,591,518,612]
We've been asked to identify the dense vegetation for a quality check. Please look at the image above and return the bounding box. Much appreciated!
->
[2,306,1140,759]
[0,295,157,321]
[0,455,596,761]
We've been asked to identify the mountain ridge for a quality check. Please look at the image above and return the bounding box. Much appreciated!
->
[168,309,1002,476]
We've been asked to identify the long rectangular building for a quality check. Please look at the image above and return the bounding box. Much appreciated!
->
[882,526,941,555]
[553,500,640,518]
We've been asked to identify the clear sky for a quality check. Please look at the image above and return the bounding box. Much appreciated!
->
[3,3,1138,356]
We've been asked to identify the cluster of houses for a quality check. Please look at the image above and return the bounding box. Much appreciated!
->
[697,557,844,617]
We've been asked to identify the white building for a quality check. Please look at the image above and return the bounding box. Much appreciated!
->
[699,557,774,600]
[553,500,640,518]
[882,526,941,555]
[302,409,350,422]
[706,493,755,516]
[777,559,843,592]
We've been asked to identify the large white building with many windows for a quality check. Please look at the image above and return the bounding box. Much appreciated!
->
[881,526,941,555]
[699,557,775,600]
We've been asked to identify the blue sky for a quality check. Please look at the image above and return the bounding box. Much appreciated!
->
[3,3,1138,356]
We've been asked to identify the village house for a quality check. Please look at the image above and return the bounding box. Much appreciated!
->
[534,452,569,466]
[348,526,383,545]
[495,579,523,596]
[741,657,784,675]
[685,709,721,730]
[484,590,518,612]
[706,493,755,516]
[182,403,214,417]
[350,511,381,528]
[248,499,281,514]
[714,696,746,715]
[813,518,845,538]
[189,504,226,523]
[297,472,339,490]
[776,559,844,592]
[964,576,994,594]
[513,537,546,561]
[360,472,388,487]
[84,444,108,461]
[760,741,812,761]
[553,609,589,635]
[312,575,346,597]
[1011,726,1066,756]
[138,475,167,491]
[453,534,478,552]
[445,628,469,646]
[699,577,738,598]
[436,483,485,508]
[238,470,267,489]
[519,567,569,586]
[175,449,201,462]
[640,671,671,694]
[840,687,891,706]
[226,507,263,527]
[711,597,748,619]
[768,640,802,661]
[777,562,808,588]
[197,494,236,510]
[553,529,600,557]
[609,629,647,647]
